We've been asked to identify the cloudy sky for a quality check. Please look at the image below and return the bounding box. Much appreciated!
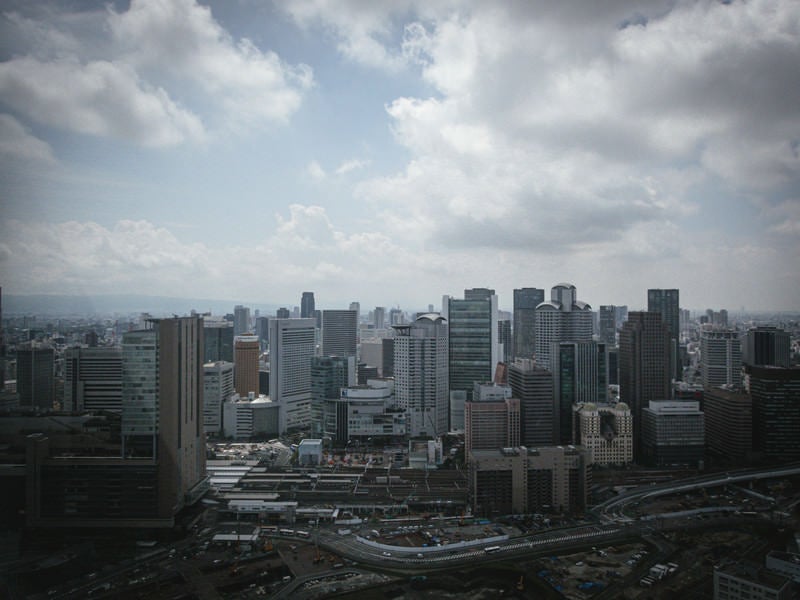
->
[1,0,798,313]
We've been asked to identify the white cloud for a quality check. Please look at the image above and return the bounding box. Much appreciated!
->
[335,158,369,175]
[307,160,326,180]
[0,0,312,146]
[0,114,55,163]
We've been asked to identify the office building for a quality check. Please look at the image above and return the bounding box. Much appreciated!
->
[465,383,519,456]
[301,292,316,319]
[203,361,234,435]
[574,402,633,466]
[446,289,500,405]
[276,307,291,319]
[63,346,122,413]
[641,400,704,467]
[598,305,617,346]
[619,311,672,458]
[647,288,681,381]
[223,394,280,439]
[714,562,792,600]
[324,379,405,443]
[233,305,251,336]
[701,330,742,390]
[310,355,355,438]
[748,366,800,462]
[17,341,55,411]
[498,319,512,364]
[269,318,316,432]
[534,283,593,370]
[234,335,260,397]
[204,319,234,364]
[374,307,386,330]
[322,310,358,358]
[469,445,590,516]
[298,439,324,466]
[765,551,800,584]
[513,288,544,361]
[382,338,395,378]
[508,358,557,447]
[742,327,791,368]
[703,386,752,464]
[393,314,449,437]
[254,316,270,351]
[551,341,607,444]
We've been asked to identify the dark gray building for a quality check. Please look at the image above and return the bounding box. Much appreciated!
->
[512,288,544,361]
[17,342,54,411]
[647,288,681,381]
[742,326,791,368]
[300,291,316,319]
[322,310,358,358]
[508,358,556,447]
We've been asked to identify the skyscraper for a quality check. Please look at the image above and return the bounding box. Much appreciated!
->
[121,316,207,515]
[374,307,386,330]
[742,326,791,368]
[310,355,353,439]
[203,361,234,435]
[447,289,500,407]
[598,305,617,346]
[701,330,742,390]
[254,316,270,352]
[534,283,593,370]
[64,346,122,412]
[322,310,358,358]
[301,291,315,319]
[749,366,800,462]
[498,319,512,364]
[513,287,545,361]
[17,341,55,410]
[233,305,251,336]
[551,341,607,444]
[508,358,556,447]
[465,383,520,456]
[393,314,449,437]
[203,319,234,363]
[269,318,316,432]
[618,312,671,458]
[234,335,260,397]
[276,307,291,319]
[647,289,681,381]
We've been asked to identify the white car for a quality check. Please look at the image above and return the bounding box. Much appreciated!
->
[382,551,392,557]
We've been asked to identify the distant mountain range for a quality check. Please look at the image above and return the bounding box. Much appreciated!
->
[3,294,282,317]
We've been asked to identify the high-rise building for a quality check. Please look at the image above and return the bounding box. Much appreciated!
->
[276,307,291,319]
[254,316,270,352]
[534,283,593,369]
[508,358,556,447]
[703,386,752,464]
[64,346,122,412]
[748,366,800,462]
[575,402,633,466]
[310,355,354,439]
[446,289,500,404]
[598,305,617,346]
[513,288,545,362]
[301,292,315,319]
[551,341,607,444]
[374,307,386,330]
[234,335,260,397]
[641,400,705,467]
[619,312,671,459]
[498,319,512,364]
[393,314,449,437]
[322,310,358,358]
[269,318,316,432]
[233,305,251,336]
[203,361,234,435]
[203,319,234,363]
[465,383,519,456]
[647,289,681,381]
[701,330,742,390]
[121,316,207,512]
[742,327,791,368]
[17,341,55,410]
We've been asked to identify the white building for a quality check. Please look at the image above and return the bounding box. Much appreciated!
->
[701,330,742,390]
[269,318,316,433]
[203,361,234,435]
[325,379,405,441]
[298,439,324,466]
[64,346,122,413]
[575,402,633,466]
[534,283,593,370]
[223,393,279,439]
[393,314,449,437]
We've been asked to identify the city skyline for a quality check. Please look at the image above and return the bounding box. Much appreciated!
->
[1,1,799,311]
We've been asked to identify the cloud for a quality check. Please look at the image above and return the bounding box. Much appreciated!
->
[0,114,55,163]
[307,160,326,180]
[0,0,312,146]
[335,158,369,175]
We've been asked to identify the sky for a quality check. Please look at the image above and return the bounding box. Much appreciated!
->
[0,0,798,313]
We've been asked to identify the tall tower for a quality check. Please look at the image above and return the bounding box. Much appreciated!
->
[121,316,206,515]
[393,314,449,437]
[618,312,671,458]
[204,319,234,363]
[233,305,251,336]
[203,361,233,435]
[17,342,55,410]
[534,283,593,369]
[551,341,607,444]
[598,305,617,346]
[374,307,386,330]
[701,330,742,390]
[301,292,316,319]
[322,310,358,358]
[742,326,790,368]
[64,346,122,412]
[234,335,260,397]
[508,358,556,447]
[513,288,544,361]
[647,289,680,381]
[269,318,316,432]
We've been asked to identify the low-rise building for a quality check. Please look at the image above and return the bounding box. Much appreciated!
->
[641,400,704,467]
[574,402,633,466]
[223,393,280,440]
[714,562,792,600]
